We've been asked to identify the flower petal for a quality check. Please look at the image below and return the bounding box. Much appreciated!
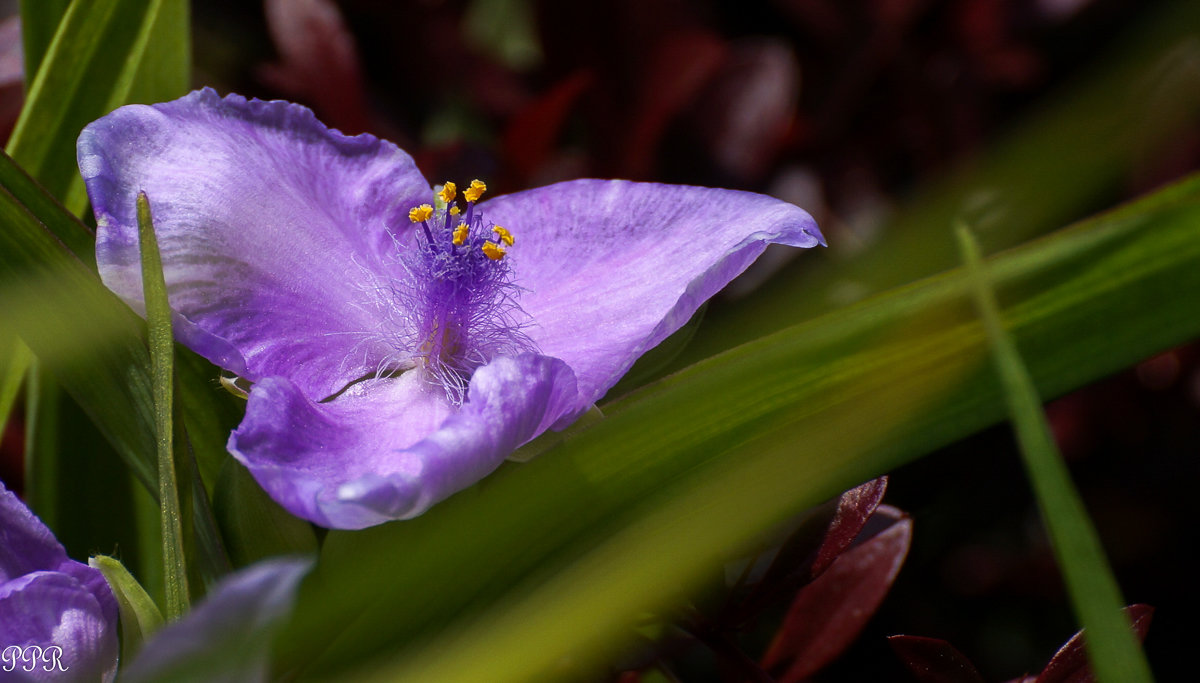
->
[80,88,432,399]
[120,558,312,683]
[0,483,68,583]
[230,354,581,528]
[482,179,823,402]
[0,571,117,682]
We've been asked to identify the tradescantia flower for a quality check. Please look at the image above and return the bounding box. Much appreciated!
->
[0,481,118,682]
[78,88,824,530]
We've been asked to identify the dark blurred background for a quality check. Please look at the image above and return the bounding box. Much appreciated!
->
[3,0,1198,680]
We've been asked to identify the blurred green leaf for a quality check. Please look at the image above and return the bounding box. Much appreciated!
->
[90,554,164,664]
[22,361,147,579]
[278,174,1200,680]
[464,0,541,71]
[18,0,71,79]
[0,333,29,437]
[957,225,1153,683]
[213,458,319,569]
[0,152,158,487]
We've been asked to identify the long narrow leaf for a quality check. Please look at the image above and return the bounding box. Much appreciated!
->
[956,225,1153,683]
[137,191,189,619]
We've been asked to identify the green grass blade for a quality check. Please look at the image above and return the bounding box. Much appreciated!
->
[278,174,1200,678]
[137,191,189,619]
[955,225,1154,683]
[8,0,190,218]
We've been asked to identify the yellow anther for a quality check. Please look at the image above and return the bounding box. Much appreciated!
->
[492,225,515,246]
[452,223,470,246]
[464,179,487,203]
[408,204,433,223]
[438,182,457,204]
[449,205,461,216]
[481,241,506,260]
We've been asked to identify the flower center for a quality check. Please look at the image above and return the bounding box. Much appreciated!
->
[396,179,532,403]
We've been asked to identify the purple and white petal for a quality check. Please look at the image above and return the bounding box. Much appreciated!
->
[121,558,312,683]
[80,88,432,400]
[0,572,117,682]
[230,354,581,529]
[483,179,823,403]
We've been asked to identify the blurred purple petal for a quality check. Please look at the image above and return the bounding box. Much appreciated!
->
[121,558,312,683]
[1,483,68,580]
[0,483,117,682]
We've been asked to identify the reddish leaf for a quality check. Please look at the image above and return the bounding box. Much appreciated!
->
[502,69,593,183]
[761,505,912,682]
[733,477,889,626]
[687,38,801,183]
[887,635,987,683]
[620,28,727,178]
[1036,604,1154,683]
[812,476,890,578]
[260,0,369,134]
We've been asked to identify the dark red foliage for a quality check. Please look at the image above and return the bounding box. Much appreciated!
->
[0,14,23,141]
[888,635,987,683]
[813,476,891,578]
[1036,604,1154,683]
[762,505,913,682]
[890,604,1154,683]
[744,476,890,619]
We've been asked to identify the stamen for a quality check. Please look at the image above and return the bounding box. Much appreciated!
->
[481,242,506,260]
[374,178,530,405]
[492,225,515,246]
[408,204,433,223]
[463,179,487,203]
[452,222,470,246]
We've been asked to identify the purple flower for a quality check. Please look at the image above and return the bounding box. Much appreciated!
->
[1,482,118,682]
[78,88,824,530]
